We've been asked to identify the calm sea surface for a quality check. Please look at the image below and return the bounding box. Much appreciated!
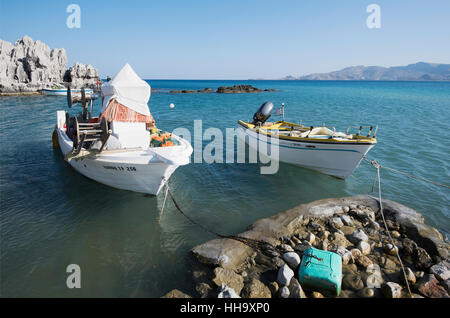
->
[1,80,449,297]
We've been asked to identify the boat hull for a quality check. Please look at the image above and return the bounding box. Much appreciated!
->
[237,124,375,179]
[44,88,93,96]
[56,119,192,195]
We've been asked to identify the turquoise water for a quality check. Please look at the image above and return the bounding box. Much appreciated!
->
[0,80,449,297]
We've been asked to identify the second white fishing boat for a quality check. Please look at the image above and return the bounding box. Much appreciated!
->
[238,102,377,179]
[54,64,192,195]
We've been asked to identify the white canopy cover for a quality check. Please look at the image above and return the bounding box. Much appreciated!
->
[101,64,151,116]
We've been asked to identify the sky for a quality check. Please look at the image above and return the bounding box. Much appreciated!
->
[1,0,449,79]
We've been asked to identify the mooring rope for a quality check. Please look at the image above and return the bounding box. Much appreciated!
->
[163,183,323,261]
[366,158,413,297]
[363,156,450,190]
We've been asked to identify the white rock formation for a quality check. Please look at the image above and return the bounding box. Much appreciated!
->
[0,35,99,93]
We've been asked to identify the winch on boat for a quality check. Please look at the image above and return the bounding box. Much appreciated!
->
[54,64,192,195]
[237,101,377,179]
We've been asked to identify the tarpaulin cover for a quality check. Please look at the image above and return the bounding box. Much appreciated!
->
[101,64,152,118]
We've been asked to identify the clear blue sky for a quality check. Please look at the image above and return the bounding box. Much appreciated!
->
[1,0,449,79]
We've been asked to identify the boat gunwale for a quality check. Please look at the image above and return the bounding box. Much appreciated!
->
[237,120,377,145]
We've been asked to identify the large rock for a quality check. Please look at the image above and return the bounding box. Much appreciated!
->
[0,36,99,94]
[241,278,271,298]
[381,282,402,298]
[277,264,294,286]
[212,267,244,295]
[282,252,301,270]
[416,274,449,298]
[349,229,369,244]
[288,278,307,298]
[430,259,450,281]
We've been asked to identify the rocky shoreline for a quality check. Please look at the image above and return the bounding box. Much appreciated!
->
[163,195,449,298]
[0,36,100,95]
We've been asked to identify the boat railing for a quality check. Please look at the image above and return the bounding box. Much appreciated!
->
[345,125,378,138]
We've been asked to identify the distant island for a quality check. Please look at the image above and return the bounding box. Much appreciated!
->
[284,62,450,81]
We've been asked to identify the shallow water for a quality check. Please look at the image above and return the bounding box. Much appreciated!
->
[0,80,449,297]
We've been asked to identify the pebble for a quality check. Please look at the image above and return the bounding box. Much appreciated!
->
[391,230,401,238]
[405,267,416,284]
[366,264,382,276]
[306,233,315,245]
[289,278,307,298]
[358,287,375,298]
[349,229,369,244]
[279,286,290,298]
[381,282,402,298]
[350,248,362,260]
[269,281,279,295]
[340,214,353,226]
[343,206,350,213]
[366,273,383,288]
[380,257,398,271]
[272,257,285,268]
[336,246,353,265]
[384,243,398,256]
[356,255,373,268]
[358,241,371,255]
[280,244,294,253]
[343,273,364,291]
[283,252,301,270]
[318,230,330,240]
[277,264,294,286]
[331,217,344,229]
[311,291,324,298]
[430,259,450,281]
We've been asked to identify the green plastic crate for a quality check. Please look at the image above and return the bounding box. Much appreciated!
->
[298,247,342,297]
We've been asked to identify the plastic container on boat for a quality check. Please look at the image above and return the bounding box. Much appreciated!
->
[298,247,342,296]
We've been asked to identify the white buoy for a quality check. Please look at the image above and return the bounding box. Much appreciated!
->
[170,103,175,109]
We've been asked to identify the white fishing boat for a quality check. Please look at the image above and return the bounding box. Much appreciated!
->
[53,64,192,195]
[43,86,93,96]
[238,102,377,179]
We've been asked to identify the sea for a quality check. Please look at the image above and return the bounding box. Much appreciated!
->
[0,80,449,297]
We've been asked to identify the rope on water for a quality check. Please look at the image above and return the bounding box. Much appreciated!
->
[366,158,413,297]
[163,181,322,261]
[363,156,450,190]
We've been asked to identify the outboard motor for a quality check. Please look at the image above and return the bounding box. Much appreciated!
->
[252,101,274,126]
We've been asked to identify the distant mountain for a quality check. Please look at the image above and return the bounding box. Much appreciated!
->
[285,62,450,81]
